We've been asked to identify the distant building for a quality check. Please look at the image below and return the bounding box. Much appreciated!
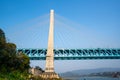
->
[29,67,43,76]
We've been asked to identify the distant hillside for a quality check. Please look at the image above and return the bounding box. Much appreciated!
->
[60,68,120,77]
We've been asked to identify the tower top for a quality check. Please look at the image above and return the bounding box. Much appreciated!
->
[50,9,54,13]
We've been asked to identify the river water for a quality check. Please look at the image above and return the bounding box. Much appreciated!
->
[63,77,120,80]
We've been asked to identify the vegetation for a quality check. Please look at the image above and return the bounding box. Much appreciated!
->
[0,28,63,80]
[0,28,30,80]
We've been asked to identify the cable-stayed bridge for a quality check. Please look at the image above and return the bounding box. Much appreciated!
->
[7,11,120,60]
[10,10,120,79]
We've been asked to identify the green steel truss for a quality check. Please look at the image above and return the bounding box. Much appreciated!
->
[17,48,120,60]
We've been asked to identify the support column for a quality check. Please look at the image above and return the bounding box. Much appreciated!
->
[45,9,54,72]
[40,10,59,79]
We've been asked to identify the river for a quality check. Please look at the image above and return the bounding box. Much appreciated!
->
[63,76,120,80]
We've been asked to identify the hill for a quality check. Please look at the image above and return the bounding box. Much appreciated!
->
[60,68,120,77]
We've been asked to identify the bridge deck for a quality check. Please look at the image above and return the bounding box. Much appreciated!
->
[17,48,120,60]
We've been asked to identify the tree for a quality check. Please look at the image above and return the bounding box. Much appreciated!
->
[0,28,30,73]
[0,28,6,49]
[17,53,30,72]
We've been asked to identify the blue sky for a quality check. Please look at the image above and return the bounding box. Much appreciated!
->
[0,0,120,48]
[0,0,120,73]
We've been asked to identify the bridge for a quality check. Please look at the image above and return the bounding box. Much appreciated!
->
[17,48,120,60]
[10,10,120,61]
[15,10,120,79]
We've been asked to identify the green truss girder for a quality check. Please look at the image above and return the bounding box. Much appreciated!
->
[17,48,120,60]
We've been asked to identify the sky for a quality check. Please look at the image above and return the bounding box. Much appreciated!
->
[0,0,120,73]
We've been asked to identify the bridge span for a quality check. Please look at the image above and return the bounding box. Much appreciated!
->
[17,48,120,60]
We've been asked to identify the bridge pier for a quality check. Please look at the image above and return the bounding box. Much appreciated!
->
[40,72,59,79]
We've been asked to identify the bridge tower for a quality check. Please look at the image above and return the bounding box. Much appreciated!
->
[40,10,59,79]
